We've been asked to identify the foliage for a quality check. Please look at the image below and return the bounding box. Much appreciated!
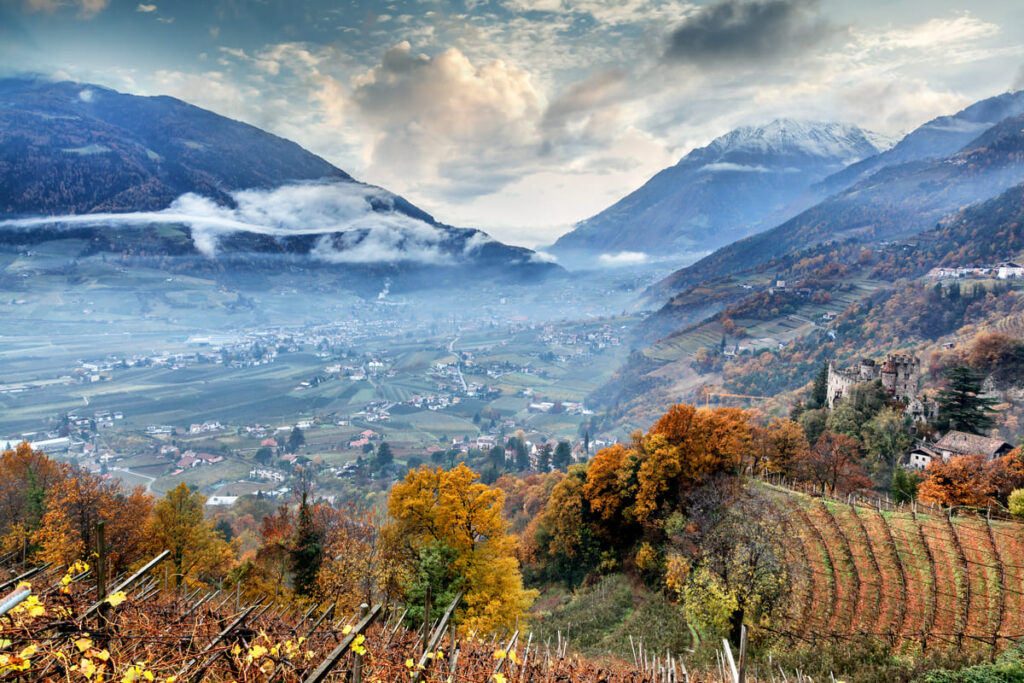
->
[796,432,871,494]
[151,482,232,587]
[937,366,1000,434]
[918,452,1024,507]
[892,467,920,503]
[1010,489,1024,518]
[386,464,536,633]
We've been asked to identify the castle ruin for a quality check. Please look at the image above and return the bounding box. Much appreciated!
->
[826,354,921,410]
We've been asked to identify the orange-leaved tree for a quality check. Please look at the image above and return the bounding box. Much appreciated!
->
[387,463,536,634]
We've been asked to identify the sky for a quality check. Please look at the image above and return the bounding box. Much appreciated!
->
[2,0,1023,247]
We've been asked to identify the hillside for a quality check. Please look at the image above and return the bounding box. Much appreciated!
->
[769,483,1023,656]
[597,181,1024,429]
[0,78,560,290]
[810,89,1024,201]
[548,120,890,264]
[644,112,1024,319]
[0,77,361,217]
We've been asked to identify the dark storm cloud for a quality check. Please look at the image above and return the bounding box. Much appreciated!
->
[663,0,835,67]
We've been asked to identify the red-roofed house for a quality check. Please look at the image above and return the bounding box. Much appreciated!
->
[177,455,198,468]
[260,438,278,448]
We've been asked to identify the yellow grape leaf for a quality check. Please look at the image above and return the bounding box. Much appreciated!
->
[76,637,94,653]
[105,592,127,607]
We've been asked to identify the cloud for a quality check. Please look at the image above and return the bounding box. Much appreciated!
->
[0,182,475,265]
[78,88,93,102]
[136,3,156,12]
[20,0,108,17]
[599,251,648,265]
[350,42,545,198]
[503,0,695,26]
[1015,64,1024,92]
[663,0,835,66]
[700,162,769,172]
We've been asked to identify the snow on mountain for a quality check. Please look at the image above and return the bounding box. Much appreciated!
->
[548,119,891,265]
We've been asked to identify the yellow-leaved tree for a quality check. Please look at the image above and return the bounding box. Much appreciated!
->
[151,483,233,587]
[387,464,536,634]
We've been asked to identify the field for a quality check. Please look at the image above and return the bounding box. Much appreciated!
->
[772,483,1024,656]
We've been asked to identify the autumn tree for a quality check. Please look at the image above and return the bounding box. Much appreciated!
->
[797,432,871,494]
[316,504,401,611]
[386,464,536,633]
[35,473,153,572]
[151,483,232,587]
[0,442,69,556]
[676,485,789,645]
[762,418,809,476]
[530,465,601,586]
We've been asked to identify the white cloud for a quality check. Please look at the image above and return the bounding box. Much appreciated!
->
[136,3,156,12]
[599,251,649,265]
[77,88,93,102]
[350,42,546,196]
[700,162,769,172]
[0,182,470,265]
[21,0,108,17]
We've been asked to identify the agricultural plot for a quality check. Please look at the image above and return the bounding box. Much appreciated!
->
[774,486,1024,657]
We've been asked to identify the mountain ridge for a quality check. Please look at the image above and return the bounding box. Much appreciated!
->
[547,118,892,264]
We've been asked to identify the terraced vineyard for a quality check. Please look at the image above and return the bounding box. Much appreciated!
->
[772,485,1024,655]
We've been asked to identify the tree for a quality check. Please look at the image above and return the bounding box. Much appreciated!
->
[386,464,536,633]
[289,483,323,597]
[487,445,506,470]
[679,486,789,645]
[375,442,394,471]
[508,436,530,472]
[891,467,919,503]
[762,418,809,476]
[808,363,828,409]
[937,366,999,434]
[825,382,888,440]
[798,409,827,445]
[536,443,551,472]
[553,441,572,470]
[254,447,273,465]
[1010,489,1024,518]
[151,483,231,586]
[919,451,1024,508]
[287,426,305,453]
[797,432,871,494]
[861,408,912,470]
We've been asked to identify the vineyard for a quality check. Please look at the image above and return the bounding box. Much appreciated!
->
[771,482,1024,656]
[0,546,800,683]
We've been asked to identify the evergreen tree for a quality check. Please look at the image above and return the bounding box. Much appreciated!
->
[536,443,552,472]
[584,430,590,457]
[553,441,572,470]
[375,442,394,471]
[290,488,323,597]
[937,366,998,434]
[287,426,305,453]
[808,363,828,409]
[892,468,918,504]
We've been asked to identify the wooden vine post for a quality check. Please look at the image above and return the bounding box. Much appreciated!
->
[95,521,109,631]
[352,603,368,683]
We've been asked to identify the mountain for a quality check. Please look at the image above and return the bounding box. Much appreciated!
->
[810,90,1024,201]
[645,110,1024,311]
[547,119,893,264]
[0,77,559,288]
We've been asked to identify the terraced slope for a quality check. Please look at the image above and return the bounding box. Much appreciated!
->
[773,485,1024,655]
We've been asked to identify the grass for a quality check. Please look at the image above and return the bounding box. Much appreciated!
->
[529,575,691,663]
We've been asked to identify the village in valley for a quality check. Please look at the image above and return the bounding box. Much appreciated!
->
[0,309,629,505]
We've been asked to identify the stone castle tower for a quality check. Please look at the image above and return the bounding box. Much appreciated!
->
[826,354,920,409]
